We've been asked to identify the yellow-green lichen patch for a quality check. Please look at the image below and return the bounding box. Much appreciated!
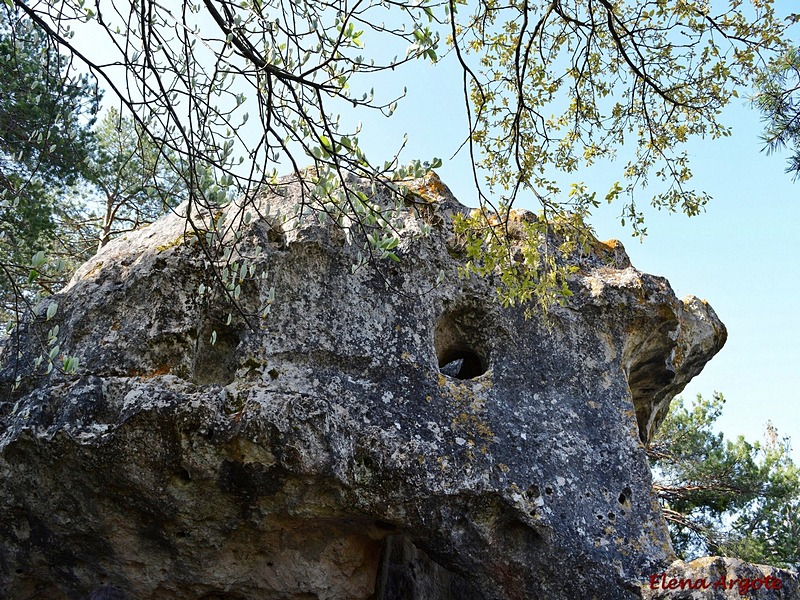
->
[442,377,496,455]
[406,171,449,204]
[156,232,194,253]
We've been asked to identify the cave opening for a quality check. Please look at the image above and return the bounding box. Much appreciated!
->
[434,306,490,380]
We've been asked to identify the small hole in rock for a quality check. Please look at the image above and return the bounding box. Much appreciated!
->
[434,307,490,380]
[608,512,616,521]
[439,350,486,379]
[193,321,241,386]
[545,486,553,495]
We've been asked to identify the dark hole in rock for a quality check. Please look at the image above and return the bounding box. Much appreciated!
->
[217,459,284,499]
[373,535,481,600]
[251,217,287,250]
[608,512,616,521]
[618,487,632,505]
[192,322,241,386]
[545,486,553,495]
[266,225,286,248]
[439,350,486,380]
[375,520,398,532]
[434,306,490,380]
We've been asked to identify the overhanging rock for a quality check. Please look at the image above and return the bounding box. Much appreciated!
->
[1,173,727,599]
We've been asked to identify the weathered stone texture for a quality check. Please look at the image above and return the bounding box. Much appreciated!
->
[0,174,732,599]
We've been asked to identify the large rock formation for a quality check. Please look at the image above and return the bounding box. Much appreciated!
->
[0,173,732,599]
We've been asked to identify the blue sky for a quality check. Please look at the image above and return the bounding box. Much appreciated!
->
[344,53,800,459]
[592,110,800,458]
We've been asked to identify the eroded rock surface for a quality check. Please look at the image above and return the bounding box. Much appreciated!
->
[1,174,727,599]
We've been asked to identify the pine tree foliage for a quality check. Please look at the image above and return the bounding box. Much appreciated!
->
[87,108,187,250]
[649,393,800,570]
[757,39,800,179]
[0,14,100,321]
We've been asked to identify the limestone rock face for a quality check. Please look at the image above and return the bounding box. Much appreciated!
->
[0,174,727,599]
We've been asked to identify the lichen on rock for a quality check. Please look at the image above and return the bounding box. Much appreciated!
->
[0,174,737,599]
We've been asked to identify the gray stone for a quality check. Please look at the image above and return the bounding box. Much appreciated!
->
[0,173,728,598]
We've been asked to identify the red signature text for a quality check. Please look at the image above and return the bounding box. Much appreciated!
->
[648,572,783,596]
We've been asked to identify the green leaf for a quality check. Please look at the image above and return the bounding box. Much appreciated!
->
[63,356,79,373]
[31,251,46,268]
[46,302,58,320]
